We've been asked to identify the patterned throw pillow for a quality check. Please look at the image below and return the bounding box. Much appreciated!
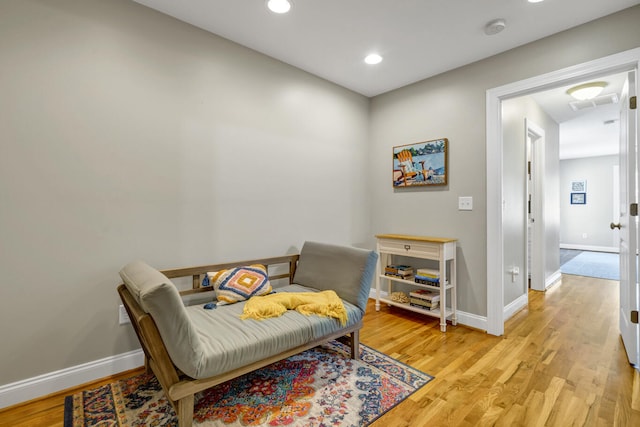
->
[206,264,272,305]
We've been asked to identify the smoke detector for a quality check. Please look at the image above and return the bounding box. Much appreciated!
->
[484,19,506,35]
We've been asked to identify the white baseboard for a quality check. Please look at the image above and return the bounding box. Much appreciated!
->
[546,270,562,289]
[0,349,143,410]
[504,293,528,322]
[560,244,618,253]
[454,311,487,331]
[368,289,487,331]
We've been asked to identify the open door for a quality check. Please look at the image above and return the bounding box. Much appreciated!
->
[617,70,640,368]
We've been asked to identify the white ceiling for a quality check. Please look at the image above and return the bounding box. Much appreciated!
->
[132,0,638,97]
[531,72,628,160]
[131,0,638,159]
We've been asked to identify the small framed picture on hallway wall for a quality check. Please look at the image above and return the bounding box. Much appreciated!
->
[571,180,586,192]
[571,192,586,205]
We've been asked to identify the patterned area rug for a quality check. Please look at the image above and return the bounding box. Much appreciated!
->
[64,340,433,426]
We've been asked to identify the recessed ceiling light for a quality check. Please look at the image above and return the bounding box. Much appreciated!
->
[364,53,383,65]
[528,0,545,3]
[266,0,291,14]
[566,81,607,100]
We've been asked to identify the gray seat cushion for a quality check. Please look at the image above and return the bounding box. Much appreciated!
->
[186,284,362,379]
[293,241,378,313]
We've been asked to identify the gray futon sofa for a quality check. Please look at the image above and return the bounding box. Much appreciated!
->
[117,241,378,427]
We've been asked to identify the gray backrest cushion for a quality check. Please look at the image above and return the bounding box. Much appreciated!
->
[292,241,378,313]
[119,261,205,378]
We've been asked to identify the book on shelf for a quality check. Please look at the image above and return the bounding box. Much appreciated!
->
[385,264,413,274]
[415,269,439,283]
[409,289,440,302]
[409,297,439,307]
[410,301,440,311]
[385,264,413,279]
[385,272,413,279]
[416,268,439,278]
[414,276,440,286]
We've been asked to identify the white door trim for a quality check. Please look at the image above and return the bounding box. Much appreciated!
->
[526,119,546,292]
[486,47,640,336]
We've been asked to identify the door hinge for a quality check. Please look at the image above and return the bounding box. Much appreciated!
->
[632,310,639,324]
[631,203,638,217]
[528,161,531,176]
[631,96,637,110]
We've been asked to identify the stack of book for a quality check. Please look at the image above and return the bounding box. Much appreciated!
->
[384,264,413,279]
[414,268,440,286]
[409,289,440,311]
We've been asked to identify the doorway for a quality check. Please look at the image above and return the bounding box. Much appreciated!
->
[486,47,640,339]
[524,76,624,284]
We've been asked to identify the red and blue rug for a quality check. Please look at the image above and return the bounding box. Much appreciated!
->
[64,340,433,426]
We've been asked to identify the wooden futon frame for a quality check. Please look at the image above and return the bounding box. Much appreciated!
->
[117,254,363,427]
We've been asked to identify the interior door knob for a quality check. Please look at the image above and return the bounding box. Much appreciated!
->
[610,222,622,229]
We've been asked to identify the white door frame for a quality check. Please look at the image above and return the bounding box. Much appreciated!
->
[486,47,640,336]
[526,119,546,292]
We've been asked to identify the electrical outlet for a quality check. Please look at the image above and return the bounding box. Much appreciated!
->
[509,266,520,282]
[119,304,130,325]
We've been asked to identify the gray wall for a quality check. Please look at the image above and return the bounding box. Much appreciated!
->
[560,155,619,249]
[370,5,640,317]
[1,0,640,392]
[0,0,370,385]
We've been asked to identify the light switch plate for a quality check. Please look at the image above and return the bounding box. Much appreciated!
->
[458,196,473,211]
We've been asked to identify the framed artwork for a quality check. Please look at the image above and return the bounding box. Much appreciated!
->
[571,192,586,204]
[393,138,448,187]
[571,180,586,192]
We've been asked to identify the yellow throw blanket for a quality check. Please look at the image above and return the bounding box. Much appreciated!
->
[241,290,347,326]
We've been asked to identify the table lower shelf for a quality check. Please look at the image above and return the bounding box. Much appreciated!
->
[376,297,456,331]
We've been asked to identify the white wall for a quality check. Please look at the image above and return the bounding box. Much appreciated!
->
[501,96,560,305]
[560,155,619,249]
[0,0,370,387]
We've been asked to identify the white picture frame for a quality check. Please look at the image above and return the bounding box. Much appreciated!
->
[571,180,586,192]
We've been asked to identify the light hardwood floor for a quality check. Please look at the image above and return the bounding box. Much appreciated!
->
[365,274,640,426]
[1,274,639,426]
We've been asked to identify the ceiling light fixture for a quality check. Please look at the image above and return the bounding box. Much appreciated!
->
[566,81,607,100]
[528,0,545,3]
[266,0,291,14]
[364,53,383,65]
